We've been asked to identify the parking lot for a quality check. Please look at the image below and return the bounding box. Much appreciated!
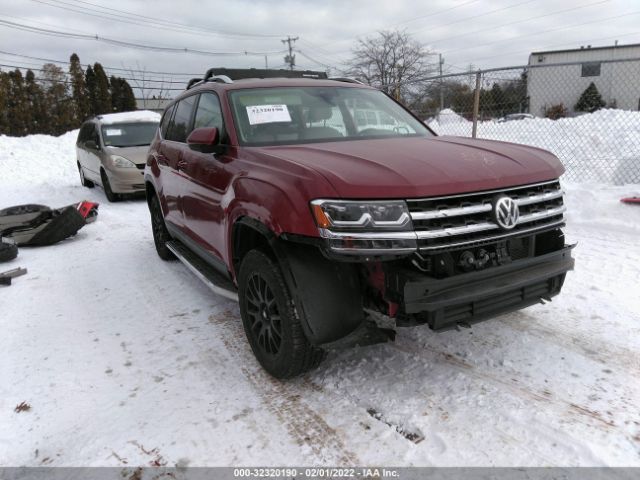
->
[1,133,639,467]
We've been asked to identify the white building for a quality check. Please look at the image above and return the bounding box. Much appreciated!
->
[527,43,640,117]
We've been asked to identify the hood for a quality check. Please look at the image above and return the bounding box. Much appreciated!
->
[104,145,149,165]
[256,136,564,199]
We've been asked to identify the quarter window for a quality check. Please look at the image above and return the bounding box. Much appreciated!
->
[160,104,176,138]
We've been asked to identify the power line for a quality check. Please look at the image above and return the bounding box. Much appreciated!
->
[409,0,540,35]
[452,30,640,65]
[0,49,199,76]
[444,10,640,60]
[307,0,483,53]
[0,62,187,91]
[431,0,609,47]
[30,0,286,40]
[0,19,287,57]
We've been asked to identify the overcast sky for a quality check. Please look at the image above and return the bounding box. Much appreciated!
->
[0,0,638,96]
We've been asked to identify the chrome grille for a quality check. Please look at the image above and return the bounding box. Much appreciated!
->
[407,180,565,251]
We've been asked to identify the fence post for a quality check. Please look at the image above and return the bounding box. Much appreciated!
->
[471,70,481,138]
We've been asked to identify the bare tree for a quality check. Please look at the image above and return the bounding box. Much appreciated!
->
[123,62,171,110]
[348,30,434,101]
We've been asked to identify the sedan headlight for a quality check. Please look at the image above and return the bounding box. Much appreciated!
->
[310,199,417,255]
[111,155,136,168]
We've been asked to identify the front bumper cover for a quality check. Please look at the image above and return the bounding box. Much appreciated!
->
[387,245,575,331]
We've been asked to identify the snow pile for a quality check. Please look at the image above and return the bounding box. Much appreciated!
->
[0,130,79,191]
[430,108,470,126]
[98,110,161,124]
[428,109,640,184]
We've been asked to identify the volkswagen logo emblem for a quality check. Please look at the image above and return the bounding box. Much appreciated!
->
[493,196,519,230]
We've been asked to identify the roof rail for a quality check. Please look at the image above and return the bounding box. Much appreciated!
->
[186,78,203,90]
[329,77,364,85]
[203,69,234,84]
[203,68,328,82]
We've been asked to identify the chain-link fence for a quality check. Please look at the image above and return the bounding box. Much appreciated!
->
[414,58,640,184]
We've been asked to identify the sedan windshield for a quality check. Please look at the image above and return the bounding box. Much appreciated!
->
[229,86,433,146]
[101,122,159,147]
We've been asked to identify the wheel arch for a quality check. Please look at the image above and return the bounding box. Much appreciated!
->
[231,216,364,345]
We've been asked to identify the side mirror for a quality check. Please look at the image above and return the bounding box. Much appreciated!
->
[187,127,224,154]
[85,140,99,150]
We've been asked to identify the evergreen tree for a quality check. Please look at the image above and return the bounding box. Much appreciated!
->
[85,64,97,116]
[109,76,137,112]
[110,76,122,112]
[69,53,89,124]
[7,69,29,136]
[575,82,606,113]
[119,78,137,111]
[0,71,10,134]
[41,63,74,135]
[24,70,43,133]
[92,62,111,114]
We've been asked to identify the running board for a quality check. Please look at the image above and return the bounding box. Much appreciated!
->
[166,240,239,302]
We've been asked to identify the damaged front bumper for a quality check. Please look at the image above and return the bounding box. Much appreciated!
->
[386,245,575,331]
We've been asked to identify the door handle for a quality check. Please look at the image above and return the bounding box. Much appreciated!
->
[177,159,188,170]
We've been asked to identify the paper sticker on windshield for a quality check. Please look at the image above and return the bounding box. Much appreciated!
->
[104,129,122,136]
[246,105,291,125]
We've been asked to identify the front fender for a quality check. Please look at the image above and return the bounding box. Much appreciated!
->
[225,176,319,258]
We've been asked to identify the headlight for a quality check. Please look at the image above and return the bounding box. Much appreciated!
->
[111,155,136,168]
[310,199,412,231]
[310,199,417,255]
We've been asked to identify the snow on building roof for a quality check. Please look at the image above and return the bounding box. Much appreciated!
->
[97,110,161,125]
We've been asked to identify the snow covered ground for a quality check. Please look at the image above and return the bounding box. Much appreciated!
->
[428,109,640,185]
[1,130,639,468]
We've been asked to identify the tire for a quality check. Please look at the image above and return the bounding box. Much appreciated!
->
[20,207,86,247]
[78,162,94,188]
[238,249,326,378]
[100,170,119,202]
[149,193,175,261]
[0,240,18,263]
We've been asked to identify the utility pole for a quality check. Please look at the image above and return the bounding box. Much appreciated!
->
[439,54,445,112]
[282,36,299,70]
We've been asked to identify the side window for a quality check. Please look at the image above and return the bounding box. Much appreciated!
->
[77,124,88,143]
[193,93,225,135]
[160,104,176,138]
[78,123,94,144]
[166,95,197,143]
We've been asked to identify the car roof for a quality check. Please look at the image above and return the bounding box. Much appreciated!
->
[91,110,162,125]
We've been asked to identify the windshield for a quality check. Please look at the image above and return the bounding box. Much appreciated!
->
[101,122,159,147]
[229,87,433,146]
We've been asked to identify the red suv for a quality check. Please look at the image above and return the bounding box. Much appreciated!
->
[145,68,574,378]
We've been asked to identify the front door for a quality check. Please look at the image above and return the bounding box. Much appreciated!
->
[181,92,233,264]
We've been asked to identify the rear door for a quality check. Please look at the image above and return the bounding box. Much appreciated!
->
[180,92,233,263]
[157,95,198,229]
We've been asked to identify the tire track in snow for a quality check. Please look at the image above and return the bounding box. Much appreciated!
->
[209,310,360,465]
[505,311,640,377]
[389,337,632,434]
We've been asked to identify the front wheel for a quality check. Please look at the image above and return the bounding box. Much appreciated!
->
[149,193,175,261]
[100,170,119,202]
[238,249,325,378]
[78,162,94,188]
